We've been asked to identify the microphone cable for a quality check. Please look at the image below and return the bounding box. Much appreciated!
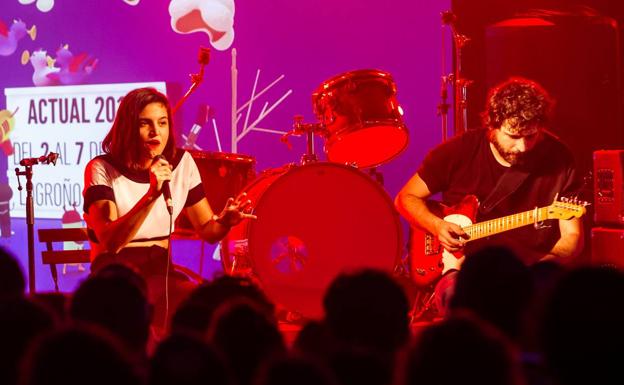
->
[163,197,174,330]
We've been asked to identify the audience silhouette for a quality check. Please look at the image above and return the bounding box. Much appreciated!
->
[1,240,620,385]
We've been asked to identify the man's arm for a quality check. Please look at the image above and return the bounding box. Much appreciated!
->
[395,173,466,252]
[539,217,584,264]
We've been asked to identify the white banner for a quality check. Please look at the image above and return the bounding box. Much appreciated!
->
[5,82,167,219]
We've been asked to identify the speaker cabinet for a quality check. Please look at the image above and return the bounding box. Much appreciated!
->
[593,150,624,226]
[591,227,624,269]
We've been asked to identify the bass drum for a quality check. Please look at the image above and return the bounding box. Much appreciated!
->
[221,162,402,319]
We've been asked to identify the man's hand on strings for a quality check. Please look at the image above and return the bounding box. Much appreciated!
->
[212,192,257,227]
[434,219,469,252]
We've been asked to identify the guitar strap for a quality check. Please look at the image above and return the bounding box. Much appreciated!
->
[478,167,530,215]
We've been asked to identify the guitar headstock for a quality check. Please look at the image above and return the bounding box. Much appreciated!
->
[547,196,588,220]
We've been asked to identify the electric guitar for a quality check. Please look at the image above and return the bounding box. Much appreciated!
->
[409,195,587,287]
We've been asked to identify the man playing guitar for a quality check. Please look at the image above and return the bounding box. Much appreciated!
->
[395,77,584,316]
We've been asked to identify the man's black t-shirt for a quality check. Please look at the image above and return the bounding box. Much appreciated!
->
[417,129,580,264]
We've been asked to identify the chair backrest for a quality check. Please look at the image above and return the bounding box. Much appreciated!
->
[38,228,91,264]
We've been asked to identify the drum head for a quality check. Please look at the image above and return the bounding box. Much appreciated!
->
[247,163,402,319]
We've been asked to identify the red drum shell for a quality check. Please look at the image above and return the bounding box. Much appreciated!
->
[175,151,255,236]
[222,162,402,319]
[313,69,408,168]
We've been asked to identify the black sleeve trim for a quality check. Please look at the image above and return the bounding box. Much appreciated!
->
[185,183,205,208]
[83,185,115,212]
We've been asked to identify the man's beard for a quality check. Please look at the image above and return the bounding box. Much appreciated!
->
[489,132,532,166]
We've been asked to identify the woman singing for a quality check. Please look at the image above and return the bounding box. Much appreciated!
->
[83,87,254,323]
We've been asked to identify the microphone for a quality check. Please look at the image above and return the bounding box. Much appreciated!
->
[153,155,173,215]
[19,152,59,166]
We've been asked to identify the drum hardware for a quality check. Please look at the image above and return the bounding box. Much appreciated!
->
[280,115,327,165]
[181,104,214,151]
[368,167,384,186]
[227,239,252,276]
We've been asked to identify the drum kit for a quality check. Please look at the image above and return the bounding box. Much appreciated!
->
[178,69,409,319]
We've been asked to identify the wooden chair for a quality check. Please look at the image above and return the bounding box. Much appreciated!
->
[38,228,91,292]
[37,228,205,291]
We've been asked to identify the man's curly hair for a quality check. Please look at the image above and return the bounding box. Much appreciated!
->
[482,77,554,134]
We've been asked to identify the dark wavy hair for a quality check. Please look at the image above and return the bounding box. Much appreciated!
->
[102,87,176,169]
[482,77,554,134]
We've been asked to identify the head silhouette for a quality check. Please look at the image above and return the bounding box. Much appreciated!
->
[541,267,624,385]
[149,333,232,385]
[172,275,274,336]
[323,269,409,354]
[70,273,151,357]
[400,312,522,385]
[0,246,25,299]
[450,246,532,340]
[209,299,285,385]
[0,297,54,385]
[19,325,141,385]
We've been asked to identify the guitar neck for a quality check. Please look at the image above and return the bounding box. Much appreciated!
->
[463,206,550,242]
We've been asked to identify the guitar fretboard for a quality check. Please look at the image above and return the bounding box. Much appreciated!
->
[463,206,550,241]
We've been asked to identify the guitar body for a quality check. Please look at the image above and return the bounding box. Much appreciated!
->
[409,195,479,287]
[408,194,587,288]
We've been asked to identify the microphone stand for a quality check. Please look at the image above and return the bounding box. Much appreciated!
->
[172,46,211,115]
[15,152,59,293]
[438,12,451,142]
[440,10,471,137]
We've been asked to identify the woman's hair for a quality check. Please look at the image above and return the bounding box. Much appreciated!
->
[102,87,176,168]
[482,77,554,134]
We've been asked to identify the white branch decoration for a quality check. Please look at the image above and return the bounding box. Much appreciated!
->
[231,48,292,153]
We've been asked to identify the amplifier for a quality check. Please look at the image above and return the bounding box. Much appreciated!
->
[591,227,624,269]
[593,150,624,226]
